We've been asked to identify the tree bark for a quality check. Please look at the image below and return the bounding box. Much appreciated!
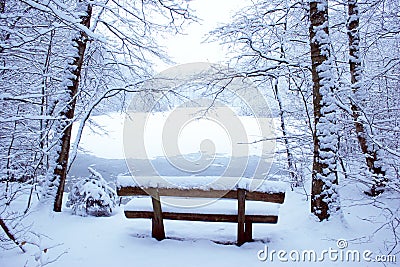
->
[347,0,386,196]
[272,79,298,186]
[309,0,340,221]
[52,1,92,212]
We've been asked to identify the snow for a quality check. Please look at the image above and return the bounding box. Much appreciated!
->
[21,0,105,42]
[66,168,117,217]
[1,0,398,264]
[117,175,287,194]
[1,183,398,266]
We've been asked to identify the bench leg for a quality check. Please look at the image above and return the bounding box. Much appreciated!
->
[151,218,165,241]
[237,189,246,246]
[245,222,253,242]
[151,193,165,241]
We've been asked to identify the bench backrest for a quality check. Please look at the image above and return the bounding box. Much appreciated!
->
[117,176,286,204]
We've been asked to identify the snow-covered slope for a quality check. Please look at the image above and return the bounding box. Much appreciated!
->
[1,182,397,267]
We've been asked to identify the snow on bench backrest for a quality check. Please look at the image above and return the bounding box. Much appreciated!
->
[117,175,287,194]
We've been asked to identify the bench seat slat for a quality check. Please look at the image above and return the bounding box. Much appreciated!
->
[124,210,278,224]
[124,197,280,216]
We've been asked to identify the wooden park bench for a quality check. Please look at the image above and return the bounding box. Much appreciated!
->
[117,176,286,246]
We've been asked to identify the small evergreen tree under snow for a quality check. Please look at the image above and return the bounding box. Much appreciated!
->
[66,167,117,217]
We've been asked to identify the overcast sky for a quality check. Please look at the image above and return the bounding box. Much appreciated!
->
[156,0,251,71]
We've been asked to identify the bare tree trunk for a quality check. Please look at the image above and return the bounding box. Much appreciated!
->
[50,1,92,212]
[5,107,19,192]
[272,79,298,186]
[275,16,300,187]
[347,0,386,196]
[39,30,55,171]
[309,0,340,221]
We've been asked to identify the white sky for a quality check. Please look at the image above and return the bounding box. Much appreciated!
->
[156,0,250,71]
[76,112,275,159]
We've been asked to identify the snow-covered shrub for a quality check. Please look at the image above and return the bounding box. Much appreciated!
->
[66,167,117,217]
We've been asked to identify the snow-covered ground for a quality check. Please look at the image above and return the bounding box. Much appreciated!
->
[1,181,397,266]
[1,112,398,266]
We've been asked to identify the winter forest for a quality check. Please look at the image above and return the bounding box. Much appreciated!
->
[0,0,399,266]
